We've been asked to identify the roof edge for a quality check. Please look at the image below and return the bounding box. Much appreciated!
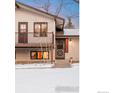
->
[15,1,65,21]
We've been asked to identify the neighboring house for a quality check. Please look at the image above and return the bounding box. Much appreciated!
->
[15,1,79,64]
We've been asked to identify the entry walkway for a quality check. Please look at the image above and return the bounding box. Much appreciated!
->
[53,60,71,68]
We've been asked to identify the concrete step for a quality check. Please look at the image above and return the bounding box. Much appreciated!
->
[53,60,71,68]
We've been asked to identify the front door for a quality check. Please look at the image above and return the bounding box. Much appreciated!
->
[18,22,28,43]
[56,39,65,59]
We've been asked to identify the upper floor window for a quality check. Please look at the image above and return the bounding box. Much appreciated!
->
[19,22,28,33]
[34,22,48,37]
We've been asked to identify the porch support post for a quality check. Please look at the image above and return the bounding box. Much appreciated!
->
[51,32,54,64]
[51,45,53,64]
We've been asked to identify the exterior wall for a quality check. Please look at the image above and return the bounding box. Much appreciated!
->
[16,48,52,64]
[15,33,53,44]
[15,8,55,44]
[15,8,55,33]
[15,8,56,63]
[65,37,79,62]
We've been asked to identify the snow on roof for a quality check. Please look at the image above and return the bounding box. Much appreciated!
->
[64,29,79,36]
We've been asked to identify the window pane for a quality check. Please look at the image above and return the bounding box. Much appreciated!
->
[20,29,26,33]
[41,23,47,36]
[31,52,37,59]
[35,24,40,32]
[42,23,47,32]
[38,51,42,59]
[43,52,49,59]
[34,22,48,37]
[20,24,26,29]
[34,24,41,36]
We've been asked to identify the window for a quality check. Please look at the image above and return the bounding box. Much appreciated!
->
[34,22,48,37]
[37,51,43,59]
[19,22,27,33]
[31,51,37,59]
[30,51,49,59]
[43,52,49,59]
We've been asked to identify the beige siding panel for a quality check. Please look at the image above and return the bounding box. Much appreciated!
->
[16,48,52,62]
[65,38,79,62]
[15,8,55,33]
[15,8,56,62]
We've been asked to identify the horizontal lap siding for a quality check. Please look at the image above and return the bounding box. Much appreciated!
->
[15,8,55,33]
[65,38,79,62]
[15,8,56,63]
[16,48,52,64]
[28,33,53,44]
[15,8,55,43]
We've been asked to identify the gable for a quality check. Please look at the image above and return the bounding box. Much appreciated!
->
[15,1,65,31]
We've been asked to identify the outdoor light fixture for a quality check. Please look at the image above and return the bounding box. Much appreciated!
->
[69,38,72,42]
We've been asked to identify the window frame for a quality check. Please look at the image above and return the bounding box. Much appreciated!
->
[30,51,49,60]
[18,22,28,33]
[34,22,48,37]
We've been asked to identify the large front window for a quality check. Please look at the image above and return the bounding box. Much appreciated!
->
[30,51,49,59]
[34,22,48,37]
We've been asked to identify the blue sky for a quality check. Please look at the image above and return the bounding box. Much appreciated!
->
[16,0,79,28]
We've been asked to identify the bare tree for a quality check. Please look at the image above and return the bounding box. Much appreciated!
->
[33,0,51,13]
[65,17,75,29]
[73,0,79,3]
[33,0,73,17]
[55,0,64,16]
[41,0,51,12]
[33,0,79,28]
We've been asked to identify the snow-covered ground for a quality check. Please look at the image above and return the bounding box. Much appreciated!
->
[16,63,54,69]
[15,63,79,93]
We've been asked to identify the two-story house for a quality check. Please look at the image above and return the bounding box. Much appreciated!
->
[15,1,79,64]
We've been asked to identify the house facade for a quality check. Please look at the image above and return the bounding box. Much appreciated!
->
[15,1,79,64]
